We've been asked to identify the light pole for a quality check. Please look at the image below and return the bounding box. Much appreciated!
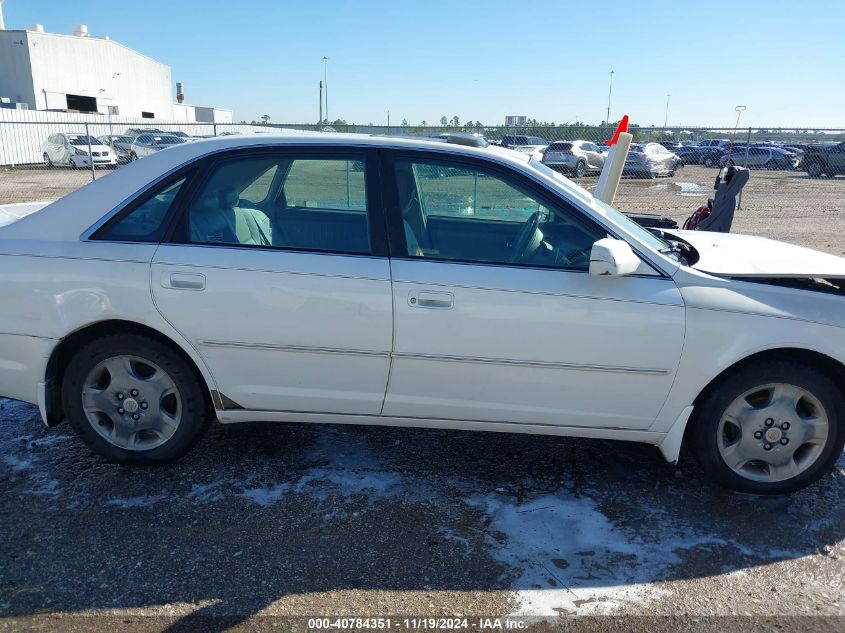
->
[664,94,671,128]
[322,56,329,124]
[606,70,614,125]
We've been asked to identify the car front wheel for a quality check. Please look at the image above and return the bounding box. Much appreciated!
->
[62,333,211,464]
[688,360,845,494]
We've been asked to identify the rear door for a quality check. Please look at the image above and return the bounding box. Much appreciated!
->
[381,151,686,430]
[150,147,393,414]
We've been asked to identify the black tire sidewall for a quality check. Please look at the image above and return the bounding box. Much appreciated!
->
[689,361,845,494]
[62,333,210,464]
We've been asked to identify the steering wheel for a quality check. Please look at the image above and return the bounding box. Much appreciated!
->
[509,211,540,263]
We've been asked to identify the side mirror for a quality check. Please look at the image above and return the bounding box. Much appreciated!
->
[589,238,641,276]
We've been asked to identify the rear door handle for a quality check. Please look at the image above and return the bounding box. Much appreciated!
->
[162,272,206,291]
[408,291,453,309]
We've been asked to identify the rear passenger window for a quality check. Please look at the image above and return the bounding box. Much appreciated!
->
[93,176,187,242]
[184,155,370,254]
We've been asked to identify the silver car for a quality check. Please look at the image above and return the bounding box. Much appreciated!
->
[720,146,800,170]
[128,133,186,161]
[541,140,606,178]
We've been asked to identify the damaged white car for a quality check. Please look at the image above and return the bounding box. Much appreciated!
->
[0,133,843,494]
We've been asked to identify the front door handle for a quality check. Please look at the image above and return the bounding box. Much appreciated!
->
[162,272,206,291]
[408,291,453,309]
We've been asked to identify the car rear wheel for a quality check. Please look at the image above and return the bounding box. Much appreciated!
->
[43,153,53,168]
[688,360,845,494]
[703,156,716,168]
[806,161,823,178]
[62,333,211,464]
[129,151,138,162]
[574,161,586,178]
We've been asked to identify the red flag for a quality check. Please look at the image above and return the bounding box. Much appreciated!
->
[605,115,629,146]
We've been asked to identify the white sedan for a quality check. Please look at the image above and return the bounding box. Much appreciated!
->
[1,133,844,494]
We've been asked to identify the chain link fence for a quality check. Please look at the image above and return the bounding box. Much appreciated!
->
[1,120,843,255]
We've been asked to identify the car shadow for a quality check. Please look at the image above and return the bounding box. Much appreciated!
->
[2,399,844,628]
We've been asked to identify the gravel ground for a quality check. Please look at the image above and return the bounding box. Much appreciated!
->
[1,397,844,631]
[1,163,845,631]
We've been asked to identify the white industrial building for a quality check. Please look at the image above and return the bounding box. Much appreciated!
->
[0,5,231,122]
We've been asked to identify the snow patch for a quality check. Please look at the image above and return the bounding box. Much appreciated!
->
[105,495,167,508]
[467,492,760,617]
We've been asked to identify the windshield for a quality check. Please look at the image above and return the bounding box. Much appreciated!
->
[527,158,674,255]
[67,135,99,146]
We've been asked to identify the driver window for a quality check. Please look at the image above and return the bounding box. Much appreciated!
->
[394,158,602,271]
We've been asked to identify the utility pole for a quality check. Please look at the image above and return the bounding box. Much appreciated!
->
[606,70,614,125]
[322,56,329,124]
[319,80,323,124]
[664,94,671,128]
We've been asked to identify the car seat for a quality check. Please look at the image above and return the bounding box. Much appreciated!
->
[684,166,749,232]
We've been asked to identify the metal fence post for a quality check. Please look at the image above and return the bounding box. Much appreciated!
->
[213,123,218,137]
[85,122,95,181]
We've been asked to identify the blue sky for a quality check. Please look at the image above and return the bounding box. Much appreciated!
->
[5,0,844,127]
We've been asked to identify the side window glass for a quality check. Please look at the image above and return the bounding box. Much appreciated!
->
[186,155,370,254]
[395,159,601,270]
[94,176,187,242]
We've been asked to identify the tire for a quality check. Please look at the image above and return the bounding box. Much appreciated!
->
[764,159,778,170]
[129,151,138,162]
[806,161,823,178]
[62,333,211,464]
[43,153,53,168]
[574,161,586,178]
[687,360,845,494]
[703,156,716,168]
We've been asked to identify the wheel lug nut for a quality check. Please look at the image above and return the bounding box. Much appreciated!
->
[117,408,124,415]
[130,389,139,397]
[780,438,789,445]
[765,418,774,427]
[781,422,790,430]
[117,393,124,400]
[754,431,763,439]
[132,413,140,421]
[140,402,148,410]
[764,443,773,451]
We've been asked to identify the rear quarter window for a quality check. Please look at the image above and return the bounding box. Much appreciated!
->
[92,176,188,242]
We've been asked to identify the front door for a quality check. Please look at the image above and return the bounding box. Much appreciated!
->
[151,148,393,414]
[382,153,685,430]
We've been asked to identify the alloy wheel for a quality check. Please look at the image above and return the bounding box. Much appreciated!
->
[717,382,829,483]
[81,355,183,451]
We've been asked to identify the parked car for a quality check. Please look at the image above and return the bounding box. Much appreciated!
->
[128,134,187,161]
[698,139,733,150]
[541,140,606,177]
[125,127,164,139]
[623,143,682,178]
[42,133,117,169]
[500,134,548,148]
[97,135,135,164]
[675,145,722,167]
[720,147,799,170]
[802,142,845,178]
[2,133,845,495]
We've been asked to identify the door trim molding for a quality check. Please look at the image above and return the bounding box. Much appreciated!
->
[199,339,669,375]
[391,352,670,375]
[199,339,391,358]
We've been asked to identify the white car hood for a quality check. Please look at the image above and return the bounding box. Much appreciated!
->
[0,201,54,229]
[666,229,845,278]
